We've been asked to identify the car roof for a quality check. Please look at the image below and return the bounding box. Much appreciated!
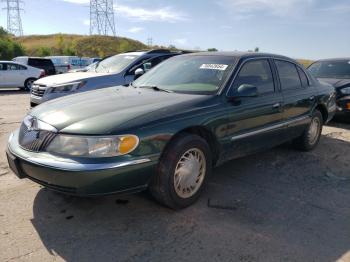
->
[183,51,295,61]
[313,58,350,62]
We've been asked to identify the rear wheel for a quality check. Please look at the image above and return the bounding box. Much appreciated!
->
[149,133,212,209]
[23,78,36,91]
[293,110,323,151]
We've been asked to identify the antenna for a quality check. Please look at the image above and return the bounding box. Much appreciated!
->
[90,0,116,36]
[2,0,23,36]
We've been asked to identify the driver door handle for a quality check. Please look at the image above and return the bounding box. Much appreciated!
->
[272,103,281,109]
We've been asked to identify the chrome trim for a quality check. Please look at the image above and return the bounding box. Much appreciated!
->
[25,157,152,171]
[231,116,310,141]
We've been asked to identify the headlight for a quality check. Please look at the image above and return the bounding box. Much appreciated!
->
[46,134,139,158]
[340,87,350,95]
[48,82,86,93]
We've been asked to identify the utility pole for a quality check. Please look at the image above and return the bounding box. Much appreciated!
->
[90,0,116,36]
[2,0,23,36]
[147,37,153,47]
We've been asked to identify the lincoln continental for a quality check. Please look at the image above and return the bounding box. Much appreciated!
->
[7,52,336,209]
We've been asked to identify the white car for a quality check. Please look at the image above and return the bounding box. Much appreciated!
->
[0,61,45,90]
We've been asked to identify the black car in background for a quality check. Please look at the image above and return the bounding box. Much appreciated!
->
[308,58,350,117]
[13,57,56,76]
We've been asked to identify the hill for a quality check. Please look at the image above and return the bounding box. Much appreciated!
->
[15,34,148,58]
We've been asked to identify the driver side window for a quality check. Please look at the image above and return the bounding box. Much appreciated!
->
[230,59,275,96]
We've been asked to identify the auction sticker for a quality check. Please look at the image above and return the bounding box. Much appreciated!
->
[200,64,228,70]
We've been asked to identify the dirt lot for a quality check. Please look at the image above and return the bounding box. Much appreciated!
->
[1,90,350,262]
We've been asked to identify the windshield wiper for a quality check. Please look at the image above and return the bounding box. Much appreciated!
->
[138,85,173,93]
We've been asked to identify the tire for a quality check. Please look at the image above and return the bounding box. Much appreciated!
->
[24,78,36,91]
[293,110,323,151]
[149,133,212,209]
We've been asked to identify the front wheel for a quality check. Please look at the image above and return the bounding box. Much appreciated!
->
[149,133,212,209]
[293,110,323,151]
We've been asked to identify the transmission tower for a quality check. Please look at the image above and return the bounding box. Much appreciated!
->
[2,0,23,36]
[90,0,116,36]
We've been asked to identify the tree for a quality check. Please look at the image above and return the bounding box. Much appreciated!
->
[254,47,260,52]
[0,27,25,60]
[207,48,218,52]
[37,47,52,56]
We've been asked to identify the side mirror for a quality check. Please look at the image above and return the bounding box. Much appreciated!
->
[234,84,258,98]
[134,68,144,79]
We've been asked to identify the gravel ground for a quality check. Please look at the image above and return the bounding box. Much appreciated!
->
[0,90,350,262]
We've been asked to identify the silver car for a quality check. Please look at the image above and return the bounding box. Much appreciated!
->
[30,50,181,107]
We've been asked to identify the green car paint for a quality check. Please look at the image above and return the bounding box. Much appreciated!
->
[7,52,336,196]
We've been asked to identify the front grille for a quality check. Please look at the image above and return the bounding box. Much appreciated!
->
[31,84,47,97]
[18,123,56,152]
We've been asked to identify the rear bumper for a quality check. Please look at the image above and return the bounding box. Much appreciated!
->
[336,96,350,115]
[6,130,158,196]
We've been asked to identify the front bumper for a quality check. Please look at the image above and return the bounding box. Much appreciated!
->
[6,130,158,196]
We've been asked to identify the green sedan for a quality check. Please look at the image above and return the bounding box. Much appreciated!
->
[6,52,336,209]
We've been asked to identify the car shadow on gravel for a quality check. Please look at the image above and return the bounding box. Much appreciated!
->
[30,135,350,262]
[0,89,29,96]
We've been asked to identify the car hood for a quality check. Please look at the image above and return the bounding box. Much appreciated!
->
[29,87,212,135]
[34,72,109,86]
[318,78,350,89]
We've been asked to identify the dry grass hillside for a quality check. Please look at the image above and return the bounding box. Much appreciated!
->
[15,34,148,58]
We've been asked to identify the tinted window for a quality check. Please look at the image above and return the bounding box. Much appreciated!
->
[231,59,275,95]
[275,60,301,90]
[297,67,309,87]
[0,63,5,70]
[28,58,55,75]
[308,61,350,79]
[7,63,21,70]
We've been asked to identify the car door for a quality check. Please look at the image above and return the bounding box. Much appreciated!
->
[274,60,316,137]
[223,58,285,160]
[0,63,6,88]
[6,63,26,87]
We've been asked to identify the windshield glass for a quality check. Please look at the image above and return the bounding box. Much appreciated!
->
[133,55,236,95]
[308,60,350,79]
[94,54,141,74]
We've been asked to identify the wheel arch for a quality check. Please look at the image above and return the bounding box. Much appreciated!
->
[162,126,221,166]
[314,103,328,123]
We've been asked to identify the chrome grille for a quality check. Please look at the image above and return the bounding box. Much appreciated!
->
[31,84,47,97]
[18,122,56,152]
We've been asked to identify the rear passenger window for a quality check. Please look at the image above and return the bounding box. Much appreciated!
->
[232,59,275,95]
[297,67,309,87]
[275,60,302,90]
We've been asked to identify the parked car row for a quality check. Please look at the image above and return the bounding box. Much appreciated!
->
[6,51,337,209]
[30,49,185,106]
[0,61,45,90]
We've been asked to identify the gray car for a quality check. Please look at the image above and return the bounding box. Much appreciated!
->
[30,50,182,107]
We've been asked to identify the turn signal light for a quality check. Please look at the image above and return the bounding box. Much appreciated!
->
[118,136,139,155]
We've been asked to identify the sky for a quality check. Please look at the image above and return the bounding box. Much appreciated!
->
[0,0,349,60]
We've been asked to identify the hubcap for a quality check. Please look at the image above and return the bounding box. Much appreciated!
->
[27,80,34,90]
[174,148,206,199]
[308,117,321,145]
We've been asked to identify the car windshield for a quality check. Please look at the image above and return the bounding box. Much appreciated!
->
[308,60,350,79]
[94,54,141,74]
[133,55,236,95]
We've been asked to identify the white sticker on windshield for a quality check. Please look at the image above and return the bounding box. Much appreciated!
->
[200,64,228,71]
[124,56,136,59]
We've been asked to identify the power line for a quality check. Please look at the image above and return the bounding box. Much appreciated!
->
[90,0,116,36]
[2,0,23,36]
